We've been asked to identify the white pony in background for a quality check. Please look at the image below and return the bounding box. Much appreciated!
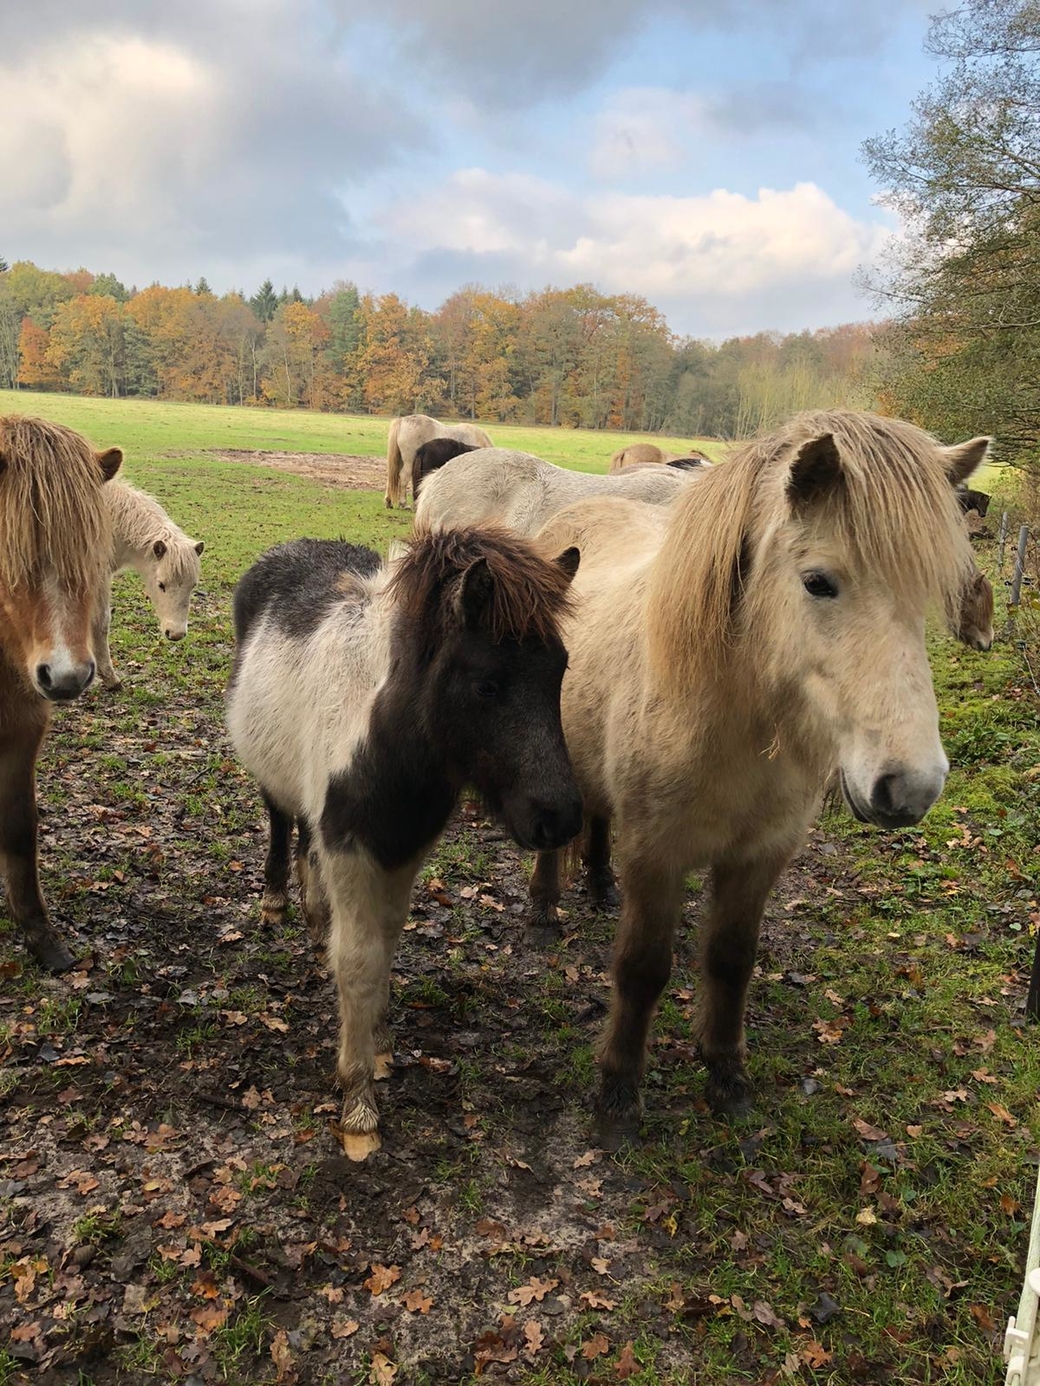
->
[95,483,205,690]
[414,447,707,538]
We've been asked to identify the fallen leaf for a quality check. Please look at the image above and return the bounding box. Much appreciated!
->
[615,1341,640,1379]
[523,1320,544,1357]
[370,1352,397,1384]
[270,1329,293,1381]
[331,1317,359,1339]
[582,1332,610,1360]
[970,1303,997,1331]
[190,1304,228,1335]
[508,1277,558,1307]
[801,1341,832,1367]
[402,1289,433,1314]
[591,1256,611,1275]
[856,1207,878,1226]
[752,1300,786,1330]
[852,1118,889,1143]
[580,1290,617,1310]
[364,1264,402,1296]
[986,1102,1017,1128]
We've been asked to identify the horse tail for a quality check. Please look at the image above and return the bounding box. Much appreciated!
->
[385,418,404,509]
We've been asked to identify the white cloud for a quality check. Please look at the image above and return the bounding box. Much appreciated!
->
[386,170,891,331]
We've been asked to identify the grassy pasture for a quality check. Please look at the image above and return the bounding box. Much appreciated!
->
[0,390,1037,1385]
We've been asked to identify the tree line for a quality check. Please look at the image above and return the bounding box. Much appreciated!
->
[0,258,883,437]
[864,0,1040,469]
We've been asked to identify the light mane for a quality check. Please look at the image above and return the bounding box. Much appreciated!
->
[387,527,572,648]
[0,415,112,592]
[107,481,201,583]
[648,410,975,685]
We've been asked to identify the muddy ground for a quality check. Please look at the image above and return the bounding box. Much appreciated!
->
[202,451,387,493]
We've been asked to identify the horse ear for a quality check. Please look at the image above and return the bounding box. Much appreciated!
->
[553,546,580,583]
[455,557,494,630]
[97,447,123,481]
[194,540,205,556]
[153,539,167,559]
[787,433,842,509]
[942,436,990,486]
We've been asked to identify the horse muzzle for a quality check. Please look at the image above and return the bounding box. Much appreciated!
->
[35,658,96,701]
[840,764,947,830]
[164,627,187,641]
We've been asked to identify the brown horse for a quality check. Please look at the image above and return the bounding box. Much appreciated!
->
[384,414,494,508]
[530,410,988,1146]
[409,437,479,503]
[0,416,122,971]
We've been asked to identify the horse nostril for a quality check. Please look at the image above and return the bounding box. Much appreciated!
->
[870,773,897,817]
[36,664,52,689]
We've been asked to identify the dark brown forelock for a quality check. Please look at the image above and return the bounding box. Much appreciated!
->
[387,527,572,644]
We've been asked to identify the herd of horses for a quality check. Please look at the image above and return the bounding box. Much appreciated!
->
[0,409,993,1159]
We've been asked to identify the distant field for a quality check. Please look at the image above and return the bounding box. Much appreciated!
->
[0,390,724,475]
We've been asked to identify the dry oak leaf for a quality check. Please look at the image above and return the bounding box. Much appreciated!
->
[270,1328,294,1382]
[523,1320,544,1357]
[852,1118,889,1143]
[582,1332,610,1361]
[580,1290,617,1310]
[331,1317,359,1339]
[856,1207,878,1227]
[591,1256,612,1275]
[370,1352,398,1385]
[986,1102,1018,1128]
[364,1264,402,1296]
[9,1322,41,1344]
[801,1341,833,1368]
[190,1304,228,1336]
[615,1341,640,1379]
[508,1277,558,1307]
[402,1289,433,1313]
[319,1285,344,1303]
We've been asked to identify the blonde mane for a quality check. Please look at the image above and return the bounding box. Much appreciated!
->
[647,410,975,686]
[107,481,201,582]
[0,415,112,592]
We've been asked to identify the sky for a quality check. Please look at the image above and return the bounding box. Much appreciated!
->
[0,0,944,338]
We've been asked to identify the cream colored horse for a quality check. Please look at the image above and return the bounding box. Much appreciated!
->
[610,442,710,473]
[384,414,494,508]
[530,409,988,1147]
[95,483,205,690]
[415,447,701,538]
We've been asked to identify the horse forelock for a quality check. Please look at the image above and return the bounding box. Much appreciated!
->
[649,409,975,681]
[387,527,572,647]
[0,416,112,593]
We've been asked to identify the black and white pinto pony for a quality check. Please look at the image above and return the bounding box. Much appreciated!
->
[227,531,582,1158]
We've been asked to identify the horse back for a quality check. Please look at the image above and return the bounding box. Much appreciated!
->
[232,539,382,647]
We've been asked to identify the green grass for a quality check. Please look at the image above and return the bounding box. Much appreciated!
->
[0,387,724,473]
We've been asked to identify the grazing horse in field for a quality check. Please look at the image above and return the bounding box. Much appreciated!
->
[385,414,494,509]
[95,482,205,690]
[0,415,122,971]
[610,442,710,473]
[227,531,582,1157]
[410,437,478,503]
[955,569,994,651]
[415,447,703,539]
[529,410,988,1146]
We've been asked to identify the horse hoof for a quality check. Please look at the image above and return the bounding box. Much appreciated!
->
[596,1114,640,1153]
[589,881,619,912]
[706,1077,753,1119]
[260,899,288,926]
[102,679,123,693]
[339,1128,381,1162]
[373,1051,393,1081]
[29,933,76,974]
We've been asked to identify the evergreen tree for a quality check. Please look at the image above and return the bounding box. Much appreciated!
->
[249,279,278,323]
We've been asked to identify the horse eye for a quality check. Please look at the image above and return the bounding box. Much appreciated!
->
[158,582,166,592]
[476,681,499,700]
[803,571,838,599]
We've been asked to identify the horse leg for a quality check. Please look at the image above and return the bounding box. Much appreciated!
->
[584,815,618,910]
[0,730,75,973]
[92,575,121,691]
[527,848,562,945]
[695,856,784,1117]
[295,818,330,950]
[322,849,415,1159]
[596,859,684,1149]
[260,793,292,924]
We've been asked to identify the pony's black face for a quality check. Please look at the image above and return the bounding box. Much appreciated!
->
[429,627,583,852]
